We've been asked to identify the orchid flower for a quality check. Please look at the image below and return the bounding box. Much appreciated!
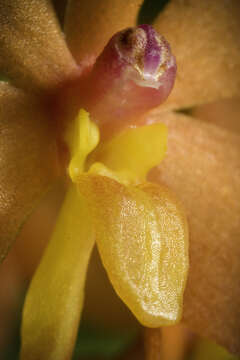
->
[0,0,239,359]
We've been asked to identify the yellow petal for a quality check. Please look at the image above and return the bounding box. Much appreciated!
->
[64,0,144,65]
[149,111,240,354]
[0,83,58,263]
[89,123,167,183]
[20,185,95,360]
[154,0,240,111]
[77,175,188,328]
[0,0,77,91]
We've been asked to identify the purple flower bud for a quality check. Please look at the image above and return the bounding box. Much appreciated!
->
[115,24,176,89]
[59,25,177,138]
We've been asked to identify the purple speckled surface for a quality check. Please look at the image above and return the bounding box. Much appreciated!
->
[139,24,164,76]
[111,24,176,86]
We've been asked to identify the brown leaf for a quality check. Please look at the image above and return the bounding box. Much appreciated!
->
[192,97,240,134]
[154,0,240,111]
[0,0,77,91]
[149,111,240,354]
[0,83,58,262]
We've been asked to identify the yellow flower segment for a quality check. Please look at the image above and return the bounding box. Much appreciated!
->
[21,110,189,360]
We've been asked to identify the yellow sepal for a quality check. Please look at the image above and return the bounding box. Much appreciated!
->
[20,185,95,360]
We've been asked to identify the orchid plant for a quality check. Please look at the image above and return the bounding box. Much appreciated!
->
[0,0,240,359]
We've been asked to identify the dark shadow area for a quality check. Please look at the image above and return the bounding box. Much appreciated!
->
[138,0,170,24]
[52,0,68,28]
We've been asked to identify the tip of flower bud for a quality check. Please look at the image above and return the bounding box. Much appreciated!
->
[115,24,176,88]
[67,24,177,136]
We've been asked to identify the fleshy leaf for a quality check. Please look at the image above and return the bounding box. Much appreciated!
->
[0,0,77,91]
[20,185,95,360]
[0,83,58,263]
[149,111,240,354]
[90,123,167,183]
[154,0,240,111]
[77,175,188,327]
[64,0,144,66]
